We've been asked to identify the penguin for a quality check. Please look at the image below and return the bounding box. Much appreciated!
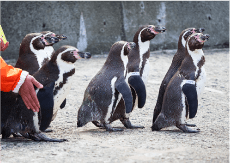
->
[151,33,210,133]
[15,31,67,75]
[105,25,166,129]
[1,45,91,141]
[153,28,205,125]
[1,31,67,134]
[77,41,146,132]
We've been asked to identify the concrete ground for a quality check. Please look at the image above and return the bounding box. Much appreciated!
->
[1,48,229,163]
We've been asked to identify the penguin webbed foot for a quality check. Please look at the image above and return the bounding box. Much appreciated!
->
[176,124,200,133]
[42,129,53,133]
[121,118,144,129]
[13,133,23,137]
[28,132,67,142]
[185,123,197,127]
[104,123,123,132]
[92,121,105,128]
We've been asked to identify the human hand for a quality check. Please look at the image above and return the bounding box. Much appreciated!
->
[0,37,9,51]
[19,75,43,112]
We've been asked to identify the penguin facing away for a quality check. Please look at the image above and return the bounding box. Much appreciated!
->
[107,25,166,129]
[77,41,147,132]
[152,28,205,125]
[1,45,91,141]
[151,33,210,133]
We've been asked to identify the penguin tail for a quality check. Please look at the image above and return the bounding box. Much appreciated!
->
[151,124,161,131]
[77,104,91,127]
[77,120,83,127]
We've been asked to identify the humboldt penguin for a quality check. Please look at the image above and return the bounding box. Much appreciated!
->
[151,33,210,132]
[1,31,67,135]
[77,41,147,131]
[107,25,166,129]
[153,28,205,125]
[1,45,91,141]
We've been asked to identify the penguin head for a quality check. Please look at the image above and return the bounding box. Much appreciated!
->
[186,33,210,51]
[27,33,57,50]
[40,35,59,46]
[30,33,47,50]
[51,45,91,64]
[40,31,67,46]
[134,25,166,43]
[109,41,135,56]
[180,28,205,47]
[105,41,135,68]
[124,42,136,56]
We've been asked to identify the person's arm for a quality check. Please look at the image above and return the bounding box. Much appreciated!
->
[0,57,43,112]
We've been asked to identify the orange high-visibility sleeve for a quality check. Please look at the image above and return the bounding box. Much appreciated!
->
[0,56,22,92]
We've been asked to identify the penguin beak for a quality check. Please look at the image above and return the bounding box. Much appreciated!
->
[76,51,91,59]
[194,28,205,33]
[44,36,59,45]
[154,26,167,34]
[195,34,210,43]
[200,34,210,41]
[56,34,67,41]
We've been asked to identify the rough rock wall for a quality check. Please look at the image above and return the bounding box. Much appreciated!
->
[1,1,229,60]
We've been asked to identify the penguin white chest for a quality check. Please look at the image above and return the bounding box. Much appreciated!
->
[52,75,74,116]
[105,76,118,123]
[188,48,206,98]
[196,67,206,97]
[141,59,150,84]
[34,46,54,68]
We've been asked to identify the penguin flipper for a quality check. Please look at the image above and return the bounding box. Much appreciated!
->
[115,79,133,114]
[128,75,146,108]
[182,83,198,118]
[37,82,55,131]
[60,99,66,109]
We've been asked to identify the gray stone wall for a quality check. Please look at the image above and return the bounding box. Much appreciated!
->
[1,1,229,60]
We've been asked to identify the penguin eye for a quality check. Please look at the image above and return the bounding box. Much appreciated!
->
[147,28,151,32]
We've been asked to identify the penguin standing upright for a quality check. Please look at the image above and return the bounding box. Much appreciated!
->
[107,25,166,129]
[17,31,67,108]
[151,33,210,132]
[153,28,205,124]
[1,45,91,141]
[1,31,67,134]
[77,41,146,131]
[0,31,66,132]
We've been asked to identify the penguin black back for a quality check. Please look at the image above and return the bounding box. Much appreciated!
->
[77,41,140,132]
[1,45,90,141]
[152,33,209,133]
[106,25,166,129]
[153,28,205,124]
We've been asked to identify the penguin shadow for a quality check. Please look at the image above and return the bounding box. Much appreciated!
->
[78,126,127,134]
[154,128,201,134]
[1,136,34,143]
